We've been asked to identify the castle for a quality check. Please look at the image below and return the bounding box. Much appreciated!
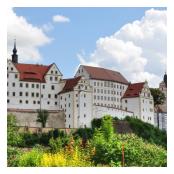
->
[7,42,155,128]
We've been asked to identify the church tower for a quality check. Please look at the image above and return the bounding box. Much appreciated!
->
[11,39,18,63]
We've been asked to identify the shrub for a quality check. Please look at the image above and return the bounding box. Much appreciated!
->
[7,146,22,167]
[91,118,102,129]
[18,146,44,167]
[124,116,167,148]
[73,128,94,140]
[7,114,24,146]
[40,146,94,167]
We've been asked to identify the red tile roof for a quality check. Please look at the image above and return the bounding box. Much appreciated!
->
[83,65,128,84]
[122,82,145,98]
[58,76,81,94]
[14,63,52,83]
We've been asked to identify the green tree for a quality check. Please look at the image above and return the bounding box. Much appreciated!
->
[150,88,166,128]
[36,110,49,128]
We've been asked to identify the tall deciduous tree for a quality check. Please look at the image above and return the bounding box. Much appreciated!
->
[36,110,49,128]
[150,88,166,128]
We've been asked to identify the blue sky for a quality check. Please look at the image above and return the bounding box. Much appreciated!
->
[8,7,166,87]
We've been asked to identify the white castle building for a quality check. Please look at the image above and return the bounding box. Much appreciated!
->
[7,42,154,128]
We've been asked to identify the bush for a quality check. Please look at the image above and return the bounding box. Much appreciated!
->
[7,146,22,167]
[7,114,24,146]
[18,146,44,167]
[124,116,167,148]
[73,128,94,140]
[91,118,102,129]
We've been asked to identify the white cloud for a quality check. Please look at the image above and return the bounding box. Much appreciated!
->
[7,8,52,63]
[78,8,166,87]
[52,15,70,23]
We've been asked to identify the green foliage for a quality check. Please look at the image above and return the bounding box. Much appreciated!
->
[124,116,167,148]
[150,88,165,106]
[91,118,102,129]
[7,146,22,167]
[117,134,167,167]
[36,110,49,128]
[18,146,44,167]
[7,114,24,146]
[73,128,94,139]
[101,115,114,141]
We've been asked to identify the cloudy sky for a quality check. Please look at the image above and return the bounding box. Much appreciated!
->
[7,7,166,87]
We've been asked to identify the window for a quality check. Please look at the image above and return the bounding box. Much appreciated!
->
[7,99,10,103]
[26,83,29,88]
[7,82,8,86]
[94,95,96,100]
[11,67,13,71]
[125,107,127,111]
[108,97,110,101]
[12,83,15,87]
[65,104,66,107]
[94,82,96,86]
[108,90,110,94]
[84,103,86,107]
[26,100,28,104]
[94,88,96,93]
[51,85,55,90]
[101,89,103,93]
[149,101,153,104]
[37,101,40,104]
[55,71,58,74]
[77,104,79,107]
[19,100,22,104]
[47,101,50,105]
[42,85,45,89]
[97,96,100,100]
[7,92,9,96]
[69,103,71,107]
[48,94,51,98]
[101,82,103,87]
[101,96,103,100]
[36,93,39,97]
[7,74,9,78]
[69,114,70,118]
[32,84,34,88]
[55,76,58,81]
[15,74,18,78]
[85,86,87,90]
[84,114,86,118]
[60,96,62,100]
[84,94,86,98]
[65,98,66,101]
[36,84,39,88]
[31,93,34,97]
[41,94,43,98]
[55,102,57,105]
[13,92,15,96]
[33,101,36,104]
[97,89,100,93]
[125,100,127,103]
[20,83,23,87]
[51,70,53,74]
[19,92,22,96]
[55,94,57,99]
[97,82,99,86]
[69,125,71,128]
[50,76,53,81]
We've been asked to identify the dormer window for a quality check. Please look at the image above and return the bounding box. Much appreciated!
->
[15,74,18,78]
[51,70,53,74]
[55,71,58,74]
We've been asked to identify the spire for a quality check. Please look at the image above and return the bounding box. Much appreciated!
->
[163,72,167,88]
[12,39,18,63]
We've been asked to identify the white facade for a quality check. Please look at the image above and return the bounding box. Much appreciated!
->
[58,77,93,128]
[7,60,62,110]
[122,82,154,125]
[7,57,155,128]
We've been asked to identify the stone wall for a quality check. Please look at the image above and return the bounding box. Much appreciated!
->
[8,109,65,128]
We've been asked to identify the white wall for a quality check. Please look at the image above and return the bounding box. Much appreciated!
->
[93,105,133,120]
